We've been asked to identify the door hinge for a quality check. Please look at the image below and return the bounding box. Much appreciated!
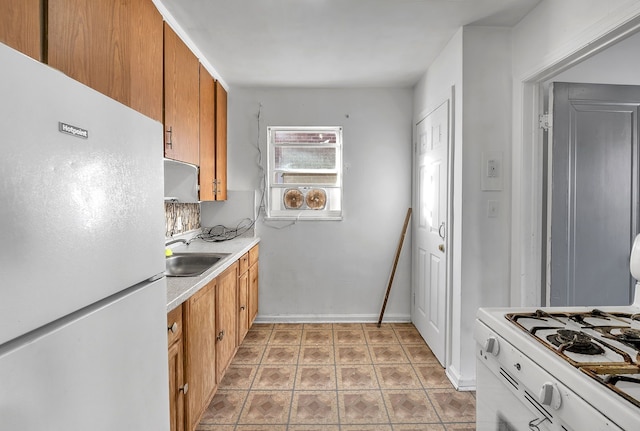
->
[539,113,551,131]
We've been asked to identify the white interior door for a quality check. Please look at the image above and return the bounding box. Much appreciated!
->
[412,100,449,366]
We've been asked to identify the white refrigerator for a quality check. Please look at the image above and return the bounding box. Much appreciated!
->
[0,43,169,430]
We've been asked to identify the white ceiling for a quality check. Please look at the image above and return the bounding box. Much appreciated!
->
[157,0,541,88]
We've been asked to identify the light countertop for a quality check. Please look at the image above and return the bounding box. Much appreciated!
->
[165,235,260,312]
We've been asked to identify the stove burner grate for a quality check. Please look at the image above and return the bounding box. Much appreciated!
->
[619,328,640,342]
[546,329,605,355]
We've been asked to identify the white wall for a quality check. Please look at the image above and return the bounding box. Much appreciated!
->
[412,26,512,390]
[549,31,640,85]
[204,87,414,322]
[512,0,640,80]
[459,27,513,387]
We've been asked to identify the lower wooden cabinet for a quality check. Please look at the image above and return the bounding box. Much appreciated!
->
[249,244,260,326]
[167,306,185,431]
[216,262,238,383]
[183,280,217,431]
[237,269,249,345]
[167,244,259,431]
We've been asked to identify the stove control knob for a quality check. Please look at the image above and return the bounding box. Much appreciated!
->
[484,336,500,356]
[539,382,562,410]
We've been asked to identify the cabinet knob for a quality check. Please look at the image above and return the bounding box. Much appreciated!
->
[168,322,178,333]
[179,382,189,394]
[240,305,246,311]
[217,330,225,341]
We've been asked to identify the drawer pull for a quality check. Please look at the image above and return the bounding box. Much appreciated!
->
[168,322,178,333]
[179,383,188,394]
[165,126,173,149]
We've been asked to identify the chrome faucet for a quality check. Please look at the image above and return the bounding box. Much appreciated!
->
[165,238,188,247]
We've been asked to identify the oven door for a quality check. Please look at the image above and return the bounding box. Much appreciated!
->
[476,354,553,431]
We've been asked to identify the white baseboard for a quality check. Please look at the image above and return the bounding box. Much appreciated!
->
[445,364,476,391]
[254,313,411,324]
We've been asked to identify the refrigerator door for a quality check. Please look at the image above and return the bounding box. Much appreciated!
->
[0,43,165,344]
[0,278,169,431]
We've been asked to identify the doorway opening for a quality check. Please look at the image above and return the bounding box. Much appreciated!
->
[514,17,640,307]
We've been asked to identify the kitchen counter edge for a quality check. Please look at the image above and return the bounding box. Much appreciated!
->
[165,236,260,312]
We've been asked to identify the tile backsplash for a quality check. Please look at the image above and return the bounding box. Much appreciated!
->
[165,202,200,237]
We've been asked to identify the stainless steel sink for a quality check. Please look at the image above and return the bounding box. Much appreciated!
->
[165,253,229,277]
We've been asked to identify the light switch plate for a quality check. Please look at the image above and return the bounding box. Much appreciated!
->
[481,151,503,191]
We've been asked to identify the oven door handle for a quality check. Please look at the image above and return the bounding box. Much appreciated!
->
[528,417,549,430]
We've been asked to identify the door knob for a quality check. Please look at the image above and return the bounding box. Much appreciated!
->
[438,244,444,253]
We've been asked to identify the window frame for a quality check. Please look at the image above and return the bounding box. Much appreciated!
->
[266,126,343,221]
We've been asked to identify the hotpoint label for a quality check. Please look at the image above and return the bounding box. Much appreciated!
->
[58,122,89,139]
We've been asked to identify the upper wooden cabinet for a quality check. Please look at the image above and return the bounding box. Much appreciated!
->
[199,67,228,201]
[47,0,163,122]
[164,23,199,166]
[0,0,41,61]
[130,0,163,122]
[199,65,216,201]
[214,81,228,200]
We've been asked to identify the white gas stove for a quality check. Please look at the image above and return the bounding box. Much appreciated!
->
[475,238,640,430]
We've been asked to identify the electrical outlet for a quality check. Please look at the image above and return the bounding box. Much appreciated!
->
[487,159,498,178]
[487,200,499,218]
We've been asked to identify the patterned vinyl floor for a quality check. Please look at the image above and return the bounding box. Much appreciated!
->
[196,322,476,431]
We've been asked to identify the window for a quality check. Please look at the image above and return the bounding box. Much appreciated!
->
[266,126,343,220]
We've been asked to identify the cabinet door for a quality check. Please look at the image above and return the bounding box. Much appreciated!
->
[168,338,185,431]
[248,245,259,327]
[183,280,216,431]
[129,0,163,122]
[199,64,216,201]
[216,262,238,383]
[237,270,249,345]
[164,23,199,166]
[249,260,259,327]
[214,81,228,200]
[0,0,41,61]
[48,0,126,102]
[167,306,183,347]
[47,0,162,121]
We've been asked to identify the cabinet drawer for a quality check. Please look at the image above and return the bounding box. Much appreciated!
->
[249,244,259,266]
[167,305,183,347]
[239,252,249,275]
